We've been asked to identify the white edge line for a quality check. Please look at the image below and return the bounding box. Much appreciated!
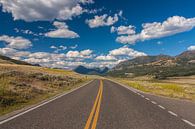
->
[145,98,150,101]
[141,95,145,98]
[0,80,94,125]
[151,101,157,104]
[168,111,178,117]
[182,119,195,127]
[158,105,165,110]
[106,79,139,93]
[107,79,195,127]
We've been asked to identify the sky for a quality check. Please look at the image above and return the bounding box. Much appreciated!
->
[0,0,195,69]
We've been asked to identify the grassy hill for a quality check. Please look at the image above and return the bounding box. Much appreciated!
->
[0,56,91,116]
[108,50,195,79]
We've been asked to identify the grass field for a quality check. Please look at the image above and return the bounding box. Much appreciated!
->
[112,76,195,101]
[0,64,92,116]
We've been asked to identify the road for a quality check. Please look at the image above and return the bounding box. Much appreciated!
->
[0,79,194,129]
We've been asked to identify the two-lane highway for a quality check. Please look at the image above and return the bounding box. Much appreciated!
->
[0,79,194,129]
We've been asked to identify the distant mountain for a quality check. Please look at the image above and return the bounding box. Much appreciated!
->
[74,65,109,75]
[0,54,32,65]
[108,50,195,79]
[177,50,195,59]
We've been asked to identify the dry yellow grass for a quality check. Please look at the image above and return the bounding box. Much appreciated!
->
[0,64,92,116]
[113,76,195,101]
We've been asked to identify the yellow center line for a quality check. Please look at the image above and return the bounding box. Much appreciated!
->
[91,80,103,129]
[84,80,103,129]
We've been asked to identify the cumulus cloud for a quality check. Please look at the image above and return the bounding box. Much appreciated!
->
[115,16,195,44]
[0,0,93,21]
[70,44,78,49]
[0,47,30,60]
[188,45,195,51]
[45,21,79,38]
[14,28,41,36]
[85,11,122,28]
[111,25,136,35]
[23,49,94,68]
[0,35,32,49]
[50,45,67,53]
[94,46,147,68]
[95,55,117,61]
[109,46,147,57]
[66,49,93,59]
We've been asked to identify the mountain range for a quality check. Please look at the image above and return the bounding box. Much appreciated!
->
[1,50,195,79]
[108,50,195,79]
[74,65,109,75]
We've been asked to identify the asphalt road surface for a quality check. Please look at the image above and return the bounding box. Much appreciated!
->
[0,79,194,129]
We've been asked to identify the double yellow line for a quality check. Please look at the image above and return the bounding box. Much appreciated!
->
[84,80,103,129]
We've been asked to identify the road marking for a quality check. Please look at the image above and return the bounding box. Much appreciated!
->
[158,105,165,110]
[107,79,195,127]
[182,119,195,127]
[141,95,145,98]
[168,111,178,117]
[84,80,103,129]
[91,80,103,129]
[84,81,102,129]
[151,101,157,104]
[0,80,94,125]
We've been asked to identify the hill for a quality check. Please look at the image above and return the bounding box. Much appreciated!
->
[0,54,31,65]
[108,50,195,79]
[0,60,90,116]
[74,65,109,75]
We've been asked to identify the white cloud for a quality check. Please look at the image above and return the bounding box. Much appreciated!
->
[0,47,30,60]
[70,44,78,49]
[109,46,147,57]
[79,0,94,4]
[111,25,136,35]
[66,49,93,59]
[95,55,116,61]
[115,16,195,44]
[80,49,93,56]
[0,35,32,49]
[94,46,147,68]
[14,28,40,36]
[86,61,120,68]
[23,49,93,68]
[85,12,121,28]
[188,45,195,51]
[45,21,79,38]
[50,45,58,49]
[0,45,94,68]
[0,0,93,21]
[50,45,67,53]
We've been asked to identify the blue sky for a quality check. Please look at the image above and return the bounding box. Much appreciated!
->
[0,0,195,68]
